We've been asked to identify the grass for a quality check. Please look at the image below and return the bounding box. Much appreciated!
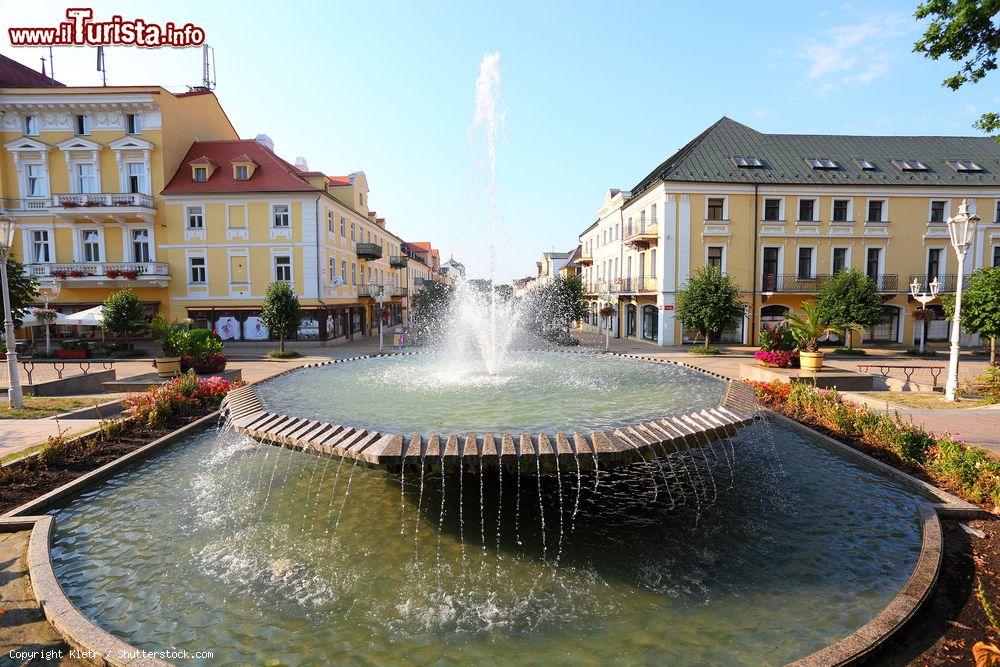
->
[859,391,992,410]
[0,396,113,420]
[833,347,866,356]
[267,349,302,359]
[687,344,720,355]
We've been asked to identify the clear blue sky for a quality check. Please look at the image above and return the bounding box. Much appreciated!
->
[2,1,996,280]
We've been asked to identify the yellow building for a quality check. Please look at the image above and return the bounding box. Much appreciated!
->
[0,63,238,340]
[161,138,409,342]
[580,117,1000,347]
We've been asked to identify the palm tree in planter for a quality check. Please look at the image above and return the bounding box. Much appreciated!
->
[785,301,835,372]
[150,315,185,378]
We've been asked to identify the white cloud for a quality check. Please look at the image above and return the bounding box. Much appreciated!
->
[797,13,910,92]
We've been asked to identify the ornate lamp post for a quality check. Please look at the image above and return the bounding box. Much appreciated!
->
[372,278,392,353]
[0,212,24,408]
[944,199,979,402]
[38,278,62,355]
[909,276,939,354]
[598,283,613,352]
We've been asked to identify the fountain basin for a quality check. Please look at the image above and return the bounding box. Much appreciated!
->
[225,351,758,470]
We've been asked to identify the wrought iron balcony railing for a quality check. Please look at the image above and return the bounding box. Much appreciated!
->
[612,276,659,294]
[389,255,408,268]
[762,273,898,293]
[355,243,383,261]
[908,274,966,293]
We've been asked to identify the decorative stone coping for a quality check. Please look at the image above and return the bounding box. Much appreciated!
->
[223,351,760,470]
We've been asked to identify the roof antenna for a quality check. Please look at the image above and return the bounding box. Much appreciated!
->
[40,57,46,78]
[202,45,216,90]
[48,46,55,83]
[96,46,107,86]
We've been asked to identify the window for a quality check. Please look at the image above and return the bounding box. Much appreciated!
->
[946,159,983,172]
[31,230,51,263]
[327,211,334,233]
[798,198,815,222]
[82,230,101,262]
[707,246,723,269]
[762,247,780,290]
[832,199,850,222]
[24,115,39,136]
[865,248,881,279]
[807,158,839,170]
[832,248,848,273]
[193,167,208,182]
[649,248,657,277]
[340,216,346,237]
[930,200,947,223]
[132,229,151,262]
[274,255,291,282]
[75,114,90,135]
[341,259,347,282]
[707,197,725,221]
[994,246,1000,268]
[26,164,47,197]
[797,247,813,279]
[329,257,335,282]
[650,203,657,222]
[893,159,928,172]
[351,222,356,241]
[186,206,204,229]
[189,256,207,284]
[763,198,782,221]
[351,262,357,285]
[127,163,147,194]
[732,156,764,168]
[927,248,942,280]
[234,165,249,181]
[856,159,876,171]
[867,199,884,222]
[272,205,290,227]
[359,192,364,206]
[76,163,97,194]
[642,305,658,340]
[126,113,141,135]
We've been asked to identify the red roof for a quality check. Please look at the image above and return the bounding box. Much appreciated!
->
[0,54,63,88]
[163,140,320,194]
[328,176,351,186]
[407,241,432,251]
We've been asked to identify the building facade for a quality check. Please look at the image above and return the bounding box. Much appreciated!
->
[579,118,1000,347]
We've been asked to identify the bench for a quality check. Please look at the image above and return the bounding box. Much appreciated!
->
[857,364,946,388]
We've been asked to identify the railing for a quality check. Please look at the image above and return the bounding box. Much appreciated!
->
[2,197,51,211]
[357,283,382,297]
[0,360,116,386]
[623,220,659,242]
[391,287,408,297]
[52,193,154,208]
[761,273,897,293]
[576,253,593,264]
[908,274,967,293]
[389,255,408,268]
[612,276,659,294]
[356,243,383,260]
[26,262,169,279]
[869,274,898,292]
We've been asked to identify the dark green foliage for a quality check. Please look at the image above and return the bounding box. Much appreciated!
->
[816,270,883,350]
[101,288,149,352]
[260,281,301,353]
[675,266,746,347]
[0,257,37,327]
[410,280,455,345]
[942,267,1000,364]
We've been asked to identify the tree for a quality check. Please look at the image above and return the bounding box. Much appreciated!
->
[941,267,1000,364]
[816,269,884,350]
[101,288,149,353]
[551,274,589,332]
[914,0,1000,138]
[0,257,37,327]
[409,280,454,344]
[260,281,301,353]
[675,266,746,347]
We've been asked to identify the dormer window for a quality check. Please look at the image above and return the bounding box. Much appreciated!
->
[24,115,39,136]
[946,159,983,172]
[732,156,764,168]
[229,155,258,181]
[359,192,365,206]
[75,114,90,136]
[893,159,929,172]
[807,158,839,170]
[126,113,141,135]
[234,165,249,181]
[193,167,208,182]
[856,159,876,171]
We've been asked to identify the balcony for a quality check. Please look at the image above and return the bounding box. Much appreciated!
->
[391,286,409,297]
[26,262,170,288]
[356,243,383,261]
[389,255,409,268]
[623,221,659,248]
[908,274,967,293]
[576,253,594,266]
[612,277,659,294]
[3,194,155,223]
[762,273,898,293]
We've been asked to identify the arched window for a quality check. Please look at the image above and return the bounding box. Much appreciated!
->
[626,304,637,337]
[642,305,658,341]
[760,304,789,328]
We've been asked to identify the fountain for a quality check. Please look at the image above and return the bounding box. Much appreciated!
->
[37,53,931,666]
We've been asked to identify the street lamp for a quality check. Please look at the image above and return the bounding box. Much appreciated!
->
[909,276,939,354]
[0,212,24,409]
[38,278,62,355]
[372,278,391,353]
[598,283,613,353]
[944,199,979,402]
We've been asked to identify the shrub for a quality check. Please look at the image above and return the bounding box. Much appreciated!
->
[177,328,226,373]
[123,372,240,427]
[970,365,1000,404]
[267,349,302,359]
[753,349,796,367]
[688,344,720,355]
[38,432,71,467]
[833,347,866,356]
[758,323,796,352]
[541,327,580,347]
[905,347,939,358]
[899,427,934,466]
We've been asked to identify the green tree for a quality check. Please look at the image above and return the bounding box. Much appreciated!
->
[676,266,746,348]
[914,0,1000,138]
[0,257,38,327]
[410,280,454,344]
[260,280,302,353]
[941,267,1000,364]
[101,288,149,353]
[816,269,884,350]
[551,274,589,332]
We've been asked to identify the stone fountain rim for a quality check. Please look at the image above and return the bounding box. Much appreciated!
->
[224,349,758,469]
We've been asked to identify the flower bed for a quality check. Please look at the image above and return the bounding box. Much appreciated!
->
[124,373,241,427]
[753,349,796,368]
[747,380,1000,510]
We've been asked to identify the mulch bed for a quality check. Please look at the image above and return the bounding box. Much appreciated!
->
[0,412,213,516]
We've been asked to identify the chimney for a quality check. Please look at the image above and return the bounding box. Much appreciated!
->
[254,134,274,152]
[294,156,309,171]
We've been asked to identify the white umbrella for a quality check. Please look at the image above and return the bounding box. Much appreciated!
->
[56,305,104,326]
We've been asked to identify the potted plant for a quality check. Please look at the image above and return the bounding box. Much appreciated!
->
[785,301,834,372]
[121,269,140,280]
[60,200,80,208]
[754,323,798,368]
[57,340,90,359]
[105,268,121,279]
[51,269,69,279]
[912,308,933,320]
[178,328,227,374]
[150,315,185,378]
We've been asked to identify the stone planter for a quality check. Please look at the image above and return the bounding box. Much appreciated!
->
[155,356,182,378]
[56,349,88,360]
[799,350,825,372]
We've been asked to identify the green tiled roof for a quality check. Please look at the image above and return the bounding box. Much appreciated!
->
[629,117,1000,197]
